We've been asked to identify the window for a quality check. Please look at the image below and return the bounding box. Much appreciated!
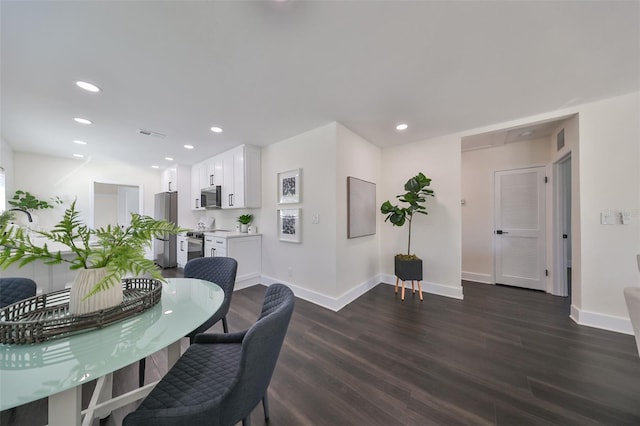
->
[0,167,5,211]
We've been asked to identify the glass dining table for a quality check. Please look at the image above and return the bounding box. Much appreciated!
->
[0,278,224,426]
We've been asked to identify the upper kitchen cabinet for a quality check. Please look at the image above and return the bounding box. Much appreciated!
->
[190,161,207,210]
[191,145,261,210]
[221,145,261,209]
[161,167,177,192]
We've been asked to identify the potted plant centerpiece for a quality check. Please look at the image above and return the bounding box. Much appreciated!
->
[380,172,435,283]
[0,201,182,315]
[237,214,253,233]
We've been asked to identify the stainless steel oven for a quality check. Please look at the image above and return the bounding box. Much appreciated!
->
[186,232,205,260]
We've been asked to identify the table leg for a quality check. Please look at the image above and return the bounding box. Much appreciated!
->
[167,340,182,368]
[49,386,81,426]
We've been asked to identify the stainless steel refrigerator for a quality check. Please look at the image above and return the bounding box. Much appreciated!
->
[154,191,178,268]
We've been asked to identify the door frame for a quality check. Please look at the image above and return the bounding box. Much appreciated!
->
[552,153,572,297]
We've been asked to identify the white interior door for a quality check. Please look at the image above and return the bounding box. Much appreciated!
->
[494,167,546,290]
[117,186,140,229]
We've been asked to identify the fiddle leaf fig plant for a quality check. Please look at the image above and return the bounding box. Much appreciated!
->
[0,200,184,298]
[380,172,435,257]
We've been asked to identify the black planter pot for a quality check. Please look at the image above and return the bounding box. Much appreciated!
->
[394,256,423,281]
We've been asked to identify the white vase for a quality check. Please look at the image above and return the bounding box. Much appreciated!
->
[69,268,123,315]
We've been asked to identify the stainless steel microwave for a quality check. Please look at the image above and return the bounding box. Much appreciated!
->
[201,185,222,209]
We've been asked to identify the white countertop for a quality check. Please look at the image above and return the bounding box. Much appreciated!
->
[203,231,261,239]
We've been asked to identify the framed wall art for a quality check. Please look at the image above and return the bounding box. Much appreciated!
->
[347,176,376,239]
[278,208,301,243]
[278,168,301,204]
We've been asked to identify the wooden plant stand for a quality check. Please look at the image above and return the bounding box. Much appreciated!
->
[395,277,423,301]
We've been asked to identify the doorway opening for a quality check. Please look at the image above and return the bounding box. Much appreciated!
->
[553,154,572,298]
[90,182,142,229]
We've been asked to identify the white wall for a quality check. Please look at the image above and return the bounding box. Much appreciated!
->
[380,135,463,299]
[13,152,162,228]
[461,138,552,284]
[577,93,639,328]
[336,123,382,300]
[1,137,15,209]
[260,123,339,304]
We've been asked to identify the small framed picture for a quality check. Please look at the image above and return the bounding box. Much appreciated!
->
[278,168,301,204]
[278,208,301,243]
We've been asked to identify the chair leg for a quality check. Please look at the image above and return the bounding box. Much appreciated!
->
[417,280,423,301]
[411,280,415,294]
[401,280,405,301]
[139,358,145,387]
[394,277,399,294]
[222,316,229,333]
[262,394,270,420]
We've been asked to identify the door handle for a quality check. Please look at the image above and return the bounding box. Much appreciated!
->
[496,230,509,235]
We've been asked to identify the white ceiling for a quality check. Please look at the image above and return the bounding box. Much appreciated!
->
[2,1,639,170]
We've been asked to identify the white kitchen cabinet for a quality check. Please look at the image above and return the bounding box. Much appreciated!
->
[161,167,177,192]
[204,158,222,188]
[227,235,261,283]
[190,161,206,210]
[191,145,260,210]
[221,145,261,209]
[204,234,226,257]
[176,234,189,268]
[202,232,261,285]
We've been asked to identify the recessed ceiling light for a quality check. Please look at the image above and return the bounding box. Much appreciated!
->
[152,165,159,169]
[75,81,101,93]
[519,130,534,137]
[165,157,174,161]
[73,154,84,158]
[73,140,87,145]
[210,126,223,133]
[73,117,93,125]
[184,144,194,150]
[396,123,408,131]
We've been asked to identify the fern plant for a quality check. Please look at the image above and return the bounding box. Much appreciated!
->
[0,200,183,298]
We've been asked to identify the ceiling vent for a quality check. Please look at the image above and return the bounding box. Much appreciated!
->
[137,129,166,139]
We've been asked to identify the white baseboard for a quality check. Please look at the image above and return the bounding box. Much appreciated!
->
[380,274,464,300]
[235,275,261,291]
[260,274,380,311]
[461,271,493,284]
[570,304,634,335]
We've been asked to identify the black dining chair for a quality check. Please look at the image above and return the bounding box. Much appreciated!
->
[124,283,295,426]
[0,277,37,308]
[139,256,238,386]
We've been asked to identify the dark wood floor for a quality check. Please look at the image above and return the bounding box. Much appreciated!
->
[3,278,640,425]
